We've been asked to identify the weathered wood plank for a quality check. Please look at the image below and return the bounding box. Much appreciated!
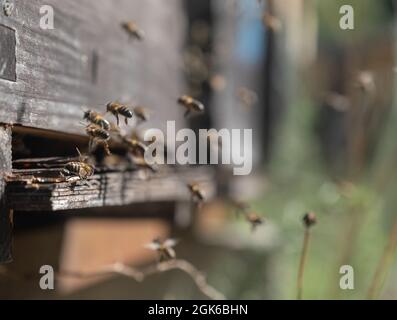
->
[6,166,215,211]
[0,125,12,263]
[0,0,186,134]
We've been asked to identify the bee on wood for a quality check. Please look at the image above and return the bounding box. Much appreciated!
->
[121,21,145,41]
[61,148,95,181]
[83,110,110,130]
[106,102,134,126]
[187,182,205,203]
[130,153,157,173]
[85,124,111,155]
[245,212,264,232]
[133,106,150,124]
[145,238,178,262]
[177,95,205,117]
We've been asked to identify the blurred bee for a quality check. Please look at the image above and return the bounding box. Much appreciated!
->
[106,102,134,126]
[187,182,205,203]
[245,212,263,232]
[61,148,95,181]
[324,92,351,112]
[83,110,110,130]
[229,199,250,213]
[121,21,145,40]
[262,12,282,32]
[133,106,150,124]
[355,71,376,95]
[121,136,147,157]
[145,238,178,262]
[237,87,258,110]
[85,124,111,155]
[177,95,205,117]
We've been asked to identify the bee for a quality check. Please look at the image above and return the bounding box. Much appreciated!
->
[83,110,110,130]
[145,238,178,262]
[133,106,150,123]
[106,102,134,126]
[61,148,95,181]
[177,95,205,117]
[187,182,205,203]
[121,136,148,157]
[262,12,282,32]
[324,92,351,112]
[237,87,258,110]
[230,199,250,213]
[355,71,376,95]
[121,21,145,40]
[245,212,263,232]
[85,124,111,155]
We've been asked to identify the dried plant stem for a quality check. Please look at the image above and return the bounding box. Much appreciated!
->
[297,228,311,300]
[367,216,397,300]
[58,259,225,300]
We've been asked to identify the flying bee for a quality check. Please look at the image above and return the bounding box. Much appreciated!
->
[133,106,150,123]
[129,153,157,173]
[262,12,282,32]
[121,21,145,40]
[145,238,178,262]
[237,87,258,110]
[85,124,111,155]
[177,95,205,117]
[121,136,148,157]
[61,148,95,181]
[187,182,205,203]
[245,212,263,232]
[229,199,250,214]
[83,110,110,130]
[106,102,134,126]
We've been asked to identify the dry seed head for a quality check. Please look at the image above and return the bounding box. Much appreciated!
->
[303,212,317,228]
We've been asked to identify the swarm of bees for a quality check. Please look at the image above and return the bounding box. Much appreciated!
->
[145,238,178,262]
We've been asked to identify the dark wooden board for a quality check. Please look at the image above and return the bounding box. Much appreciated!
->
[0,0,186,134]
[6,165,216,211]
[0,125,12,263]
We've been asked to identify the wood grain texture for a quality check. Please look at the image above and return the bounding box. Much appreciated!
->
[6,166,215,211]
[0,0,186,134]
[0,125,12,263]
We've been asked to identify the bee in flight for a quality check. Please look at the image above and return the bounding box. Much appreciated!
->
[83,110,110,130]
[61,148,95,181]
[187,182,205,204]
[177,95,205,117]
[145,238,178,262]
[120,134,148,157]
[133,106,150,124]
[121,21,145,41]
[245,212,264,232]
[106,102,134,126]
[85,124,111,155]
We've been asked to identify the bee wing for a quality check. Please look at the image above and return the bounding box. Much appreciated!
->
[144,242,160,251]
[164,238,178,248]
[166,247,176,259]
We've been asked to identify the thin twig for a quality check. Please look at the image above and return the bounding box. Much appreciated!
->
[57,259,225,300]
[367,216,397,299]
[297,228,310,300]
